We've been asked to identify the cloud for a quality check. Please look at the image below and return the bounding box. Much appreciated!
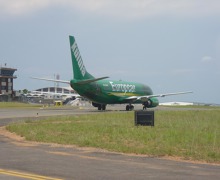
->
[0,0,51,15]
[1,0,220,19]
[201,56,214,63]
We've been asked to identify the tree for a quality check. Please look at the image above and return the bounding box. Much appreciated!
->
[22,89,28,94]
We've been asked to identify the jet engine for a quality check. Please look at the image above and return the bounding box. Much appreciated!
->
[143,97,159,108]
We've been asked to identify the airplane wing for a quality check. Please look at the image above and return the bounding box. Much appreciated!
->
[31,77,70,84]
[31,76,109,85]
[126,91,193,102]
[146,91,193,98]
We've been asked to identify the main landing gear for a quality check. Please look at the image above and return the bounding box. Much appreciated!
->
[98,104,106,111]
[126,104,134,111]
[92,102,106,111]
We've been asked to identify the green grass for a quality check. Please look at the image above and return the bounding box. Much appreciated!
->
[0,102,41,108]
[6,109,220,163]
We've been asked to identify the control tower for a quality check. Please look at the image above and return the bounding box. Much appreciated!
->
[0,66,17,100]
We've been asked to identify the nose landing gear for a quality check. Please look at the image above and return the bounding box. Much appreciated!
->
[142,100,151,110]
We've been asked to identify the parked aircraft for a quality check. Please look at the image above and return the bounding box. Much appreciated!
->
[33,36,192,111]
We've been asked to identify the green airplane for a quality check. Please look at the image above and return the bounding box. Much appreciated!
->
[33,36,192,111]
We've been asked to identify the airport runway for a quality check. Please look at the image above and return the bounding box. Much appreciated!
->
[0,106,219,180]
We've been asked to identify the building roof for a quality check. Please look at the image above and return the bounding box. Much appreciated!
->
[0,67,17,78]
[0,67,17,71]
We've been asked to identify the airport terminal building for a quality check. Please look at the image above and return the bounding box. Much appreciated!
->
[33,86,78,99]
[0,66,17,101]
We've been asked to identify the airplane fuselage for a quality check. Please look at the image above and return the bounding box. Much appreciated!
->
[70,79,157,105]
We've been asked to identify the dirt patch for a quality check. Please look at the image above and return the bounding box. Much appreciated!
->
[0,126,25,141]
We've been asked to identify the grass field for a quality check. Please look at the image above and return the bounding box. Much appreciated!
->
[6,109,220,163]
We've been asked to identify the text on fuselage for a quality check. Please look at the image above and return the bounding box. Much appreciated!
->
[109,81,136,93]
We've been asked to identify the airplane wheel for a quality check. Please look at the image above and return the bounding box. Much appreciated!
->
[102,104,106,110]
[98,104,106,110]
[126,105,134,111]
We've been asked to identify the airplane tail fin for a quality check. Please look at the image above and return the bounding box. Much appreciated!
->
[69,36,94,80]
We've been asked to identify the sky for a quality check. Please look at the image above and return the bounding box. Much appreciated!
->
[0,0,220,104]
